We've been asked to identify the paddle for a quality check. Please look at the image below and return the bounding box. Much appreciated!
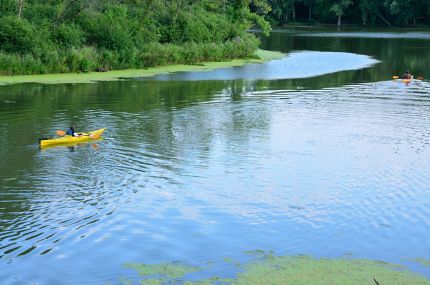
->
[393,75,421,81]
[56,130,66,136]
[89,133,101,139]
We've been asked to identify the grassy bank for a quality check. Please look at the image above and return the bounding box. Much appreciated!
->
[0,49,284,85]
[0,33,260,76]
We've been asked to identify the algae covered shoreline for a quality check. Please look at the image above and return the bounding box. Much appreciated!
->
[0,49,284,86]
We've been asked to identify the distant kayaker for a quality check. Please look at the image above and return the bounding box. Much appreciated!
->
[66,126,79,137]
[402,70,412,79]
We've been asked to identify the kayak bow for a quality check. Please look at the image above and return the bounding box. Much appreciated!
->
[40,128,106,147]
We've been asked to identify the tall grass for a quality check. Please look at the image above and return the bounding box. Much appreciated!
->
[0,34,259,76]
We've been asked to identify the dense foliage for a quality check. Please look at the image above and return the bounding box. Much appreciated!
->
[265,0,429,27]
[1,0,429,75]
[0,0,270,75]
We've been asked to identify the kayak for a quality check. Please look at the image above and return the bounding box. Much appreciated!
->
[401,78,413,83]
[393,75,414,84]
[40,128,106,148]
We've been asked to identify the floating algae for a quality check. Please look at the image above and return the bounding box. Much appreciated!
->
[411,258,430,268]
[232,255,430,285]
[124,262,199,278]
[123,255,430,285]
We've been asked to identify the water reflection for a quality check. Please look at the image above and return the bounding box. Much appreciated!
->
[151,51,379,81]
[300,31,430,40]
[261,28,430,82]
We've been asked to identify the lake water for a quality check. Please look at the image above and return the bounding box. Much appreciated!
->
[1,28,430,284]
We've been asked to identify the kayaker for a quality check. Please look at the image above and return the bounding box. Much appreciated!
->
[402,70,412,79]
[66,126,79,137]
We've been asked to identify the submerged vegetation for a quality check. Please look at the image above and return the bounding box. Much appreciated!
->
[120,253,430,285]
[0,0,271,75]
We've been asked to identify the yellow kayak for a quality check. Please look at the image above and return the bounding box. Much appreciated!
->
[40,128,106,147]
[401,78,413,83]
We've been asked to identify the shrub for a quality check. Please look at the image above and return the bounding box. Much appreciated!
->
[65,47,99,73]
[0,52,44,75]
[54,23,85,48]
[81,11,133,51]
[0,16,37,54]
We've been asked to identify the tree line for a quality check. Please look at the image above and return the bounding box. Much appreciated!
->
[0,0,429,76]
[265,0,429,27]
[0,0,270,75]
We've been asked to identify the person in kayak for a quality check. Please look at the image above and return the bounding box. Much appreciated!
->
[402,70,412,79]
[66,126,80,137]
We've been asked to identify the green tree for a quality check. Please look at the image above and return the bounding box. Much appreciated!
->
[329,0,352,26]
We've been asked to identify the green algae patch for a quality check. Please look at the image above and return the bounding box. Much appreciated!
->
[0,49,284,86]
[411,258,430,267]
[139,279,163,285]
[124,262,199,278]
[123,255,430,285]
[184,277,235,285]
[119,277,133,285]
[233,255,430,285]
[253,49,284,61]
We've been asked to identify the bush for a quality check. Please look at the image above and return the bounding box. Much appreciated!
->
[81,11,133,51]
[0,16,38,54]
[54,24,85,48]
[65,47,99,73]
[0,52,44,75]
[0,0,16,17]
[0,1,264,75]
[134,34,258,68]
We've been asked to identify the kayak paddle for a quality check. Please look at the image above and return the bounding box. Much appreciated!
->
[56,130,86,136]
[56,129,100,138]
[56,130,66,136]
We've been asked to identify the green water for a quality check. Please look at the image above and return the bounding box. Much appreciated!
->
[0,28,430,284]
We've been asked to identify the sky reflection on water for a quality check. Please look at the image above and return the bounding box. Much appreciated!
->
[151,51,379,81]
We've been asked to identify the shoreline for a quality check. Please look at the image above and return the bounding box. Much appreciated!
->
[271,23,430,29]
[0,49,284,86]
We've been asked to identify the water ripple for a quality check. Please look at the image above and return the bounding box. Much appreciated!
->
[0,79,429,283]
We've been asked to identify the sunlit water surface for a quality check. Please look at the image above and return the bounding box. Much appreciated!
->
[0,29,430,284]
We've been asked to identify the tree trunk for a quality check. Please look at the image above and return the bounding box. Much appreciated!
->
[172,2,181,24]
[285,10,288,24]
[308,2,312,22]
[292,1,296,21]
[18,0,24,18]
[378,13,392,27]
[362,13,367,25]
[337,14,342,27]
